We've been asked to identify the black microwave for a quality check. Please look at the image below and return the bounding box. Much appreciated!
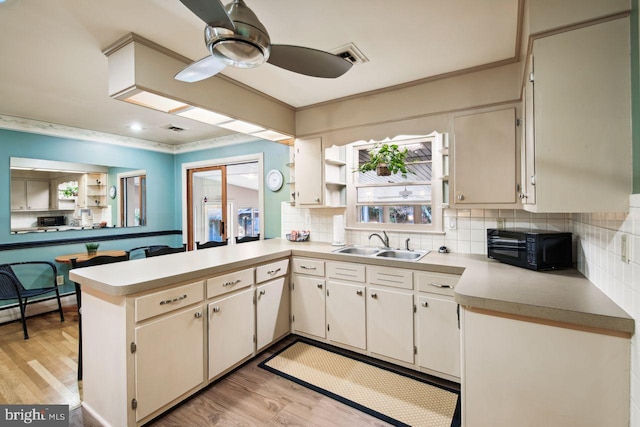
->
[487,229,572,271]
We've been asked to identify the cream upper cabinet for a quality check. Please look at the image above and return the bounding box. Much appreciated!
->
[452,107,518,206]
[522,17,631,213]
[294,137,323,206]
[11,179,50,211]
[77,172,107,209]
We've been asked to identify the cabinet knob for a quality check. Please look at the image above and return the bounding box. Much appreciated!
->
[422,301,428,307]
[259,289,266,296]
[212,306,220,313]
[457,194,465,201]
[314,198,320,202]
[194,312,202,318]
[371,293,378,299]
[317,283,323,289]
[356,290,363,296]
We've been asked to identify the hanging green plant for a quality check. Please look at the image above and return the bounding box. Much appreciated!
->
[355,143,411,177]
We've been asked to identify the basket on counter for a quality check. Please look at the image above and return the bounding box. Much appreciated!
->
[286,230,310,242]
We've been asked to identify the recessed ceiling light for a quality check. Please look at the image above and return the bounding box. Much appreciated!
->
[176,107,232,125]
[129,123,143,132]
[217,120,265,134]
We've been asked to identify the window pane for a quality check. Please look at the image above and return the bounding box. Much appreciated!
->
[237,207,259,237]
[358,206,385,223]
[357,185,431,203]
[390,206,415,224]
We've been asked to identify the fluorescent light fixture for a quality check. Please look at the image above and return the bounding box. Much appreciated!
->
[176,107,232,125]
[251,129,292,142]
[124,91,188,113]
[217,120,265,134]
[129,123,143,131]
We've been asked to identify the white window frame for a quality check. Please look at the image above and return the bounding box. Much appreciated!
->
[346,133,444,233]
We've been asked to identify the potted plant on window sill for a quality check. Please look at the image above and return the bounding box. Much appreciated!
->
[355,143,410,177]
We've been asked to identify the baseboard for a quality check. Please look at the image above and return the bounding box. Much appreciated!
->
[0,294,76,325]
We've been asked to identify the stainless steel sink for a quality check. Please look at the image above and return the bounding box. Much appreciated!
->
[375,249,429,261]
[332,246,429,262]
[332,246,382,256]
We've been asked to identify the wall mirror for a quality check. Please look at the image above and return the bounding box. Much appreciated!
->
[10,157,146,234]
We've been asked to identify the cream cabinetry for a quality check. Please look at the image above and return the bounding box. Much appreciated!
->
[208,288,255,380]
[326,262,366,350]
[367,286,414,364]
[256,277,289,351]
[461,308,630,426]
[521,18,631,213]
[78,172,107,208]
[134,304,204,421]
[292,274,326,339]
[11,179,50,211]
[416,271,460,379]
[451,107,518,207]
[294,137,323,206]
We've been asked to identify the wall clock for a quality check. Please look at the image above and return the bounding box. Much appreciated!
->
[109,185,117,199]
[266,169,284,192]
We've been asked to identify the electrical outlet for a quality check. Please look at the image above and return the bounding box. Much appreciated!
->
[304,212,311,226]
[448,218,456,230]
[56,275,65,286]
[621,234,630,263]
[497,218,505,229]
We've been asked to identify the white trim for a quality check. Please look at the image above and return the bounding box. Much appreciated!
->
[181,154,264,245]
[116,169,147,227]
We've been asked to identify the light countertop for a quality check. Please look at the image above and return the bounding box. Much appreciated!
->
[69,239,634,334]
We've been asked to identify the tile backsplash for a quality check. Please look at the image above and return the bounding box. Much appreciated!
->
[282,195,640,425]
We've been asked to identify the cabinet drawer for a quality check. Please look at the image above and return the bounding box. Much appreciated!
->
[292,258,325,276]
[327,262,365,283]
[256,259,289,283]
[207,268,254,299]
[415,271,459,296]
[135,281,204,322]
[367,266,413,290]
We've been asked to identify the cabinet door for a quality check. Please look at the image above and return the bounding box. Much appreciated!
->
[256,277,290,351]
[522,55,536,205]
[26,180,50,210]
[294,138,323,205]
[292,275,326,338]
[530,18,630,212]
[208,288,255,380]
[453,108,516,205]
[10,179,26,210]
[367,287,414,364]
[417,295,460,378]
[134,305,204,421]
[327,280,366,349]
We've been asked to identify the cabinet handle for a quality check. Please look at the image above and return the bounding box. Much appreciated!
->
[223,279,241,287]
[427,282,453,289]
[159,294,187,305]
[317,283,323,289]
[212,306,220,313]
[314,197,320,203]
[267,268,281,275]
[422,301,428,307]
[371,293,378,299]
[194,312,202,318]
[259,289,266,296]
[457,194,465,201]
[301,265,316,270]
[356,290,363,296]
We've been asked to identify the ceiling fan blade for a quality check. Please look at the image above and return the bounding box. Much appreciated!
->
[175,55,226,82]
[268,45,353,78]
[179,0,235,31]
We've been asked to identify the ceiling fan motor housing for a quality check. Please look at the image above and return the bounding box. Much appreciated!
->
[205,0,271,68]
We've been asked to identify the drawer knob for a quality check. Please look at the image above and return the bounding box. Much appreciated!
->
[194,312,202,318]
[371,293,378,299]
[159,294,187,305]
[317,283,323,289]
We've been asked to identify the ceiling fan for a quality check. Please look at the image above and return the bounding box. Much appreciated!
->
[175,0,353,83]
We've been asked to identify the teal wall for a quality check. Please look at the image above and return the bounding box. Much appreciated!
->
[174,140,291,239]
[633,0,640,192]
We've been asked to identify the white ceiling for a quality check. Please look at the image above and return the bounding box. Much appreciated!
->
[0,0,519,146]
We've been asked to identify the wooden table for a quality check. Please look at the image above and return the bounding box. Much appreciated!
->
[55,250,127,263]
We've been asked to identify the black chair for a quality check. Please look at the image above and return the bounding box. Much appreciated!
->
[0,261,64,340]
[71,254,129,381]
[144,244,187,258]
[235,234,260,244]
[196,240,228,249]
[126,245,169,259]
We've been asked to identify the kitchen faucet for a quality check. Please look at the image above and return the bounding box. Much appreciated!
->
[369,231,390,248]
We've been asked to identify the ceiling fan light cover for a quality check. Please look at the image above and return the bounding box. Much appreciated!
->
[205,24,270,68]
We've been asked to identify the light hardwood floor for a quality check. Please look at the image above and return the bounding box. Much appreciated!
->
[2,311,457,426]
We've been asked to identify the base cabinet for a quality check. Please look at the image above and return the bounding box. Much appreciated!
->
[292,274,326,338]
[417,295,460,378]
[326,280,366,349]
[367,287,414,364]
[461,308,630,427]
[256,277,290,351]
[208,288,255,380]
[134,305,205,421]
